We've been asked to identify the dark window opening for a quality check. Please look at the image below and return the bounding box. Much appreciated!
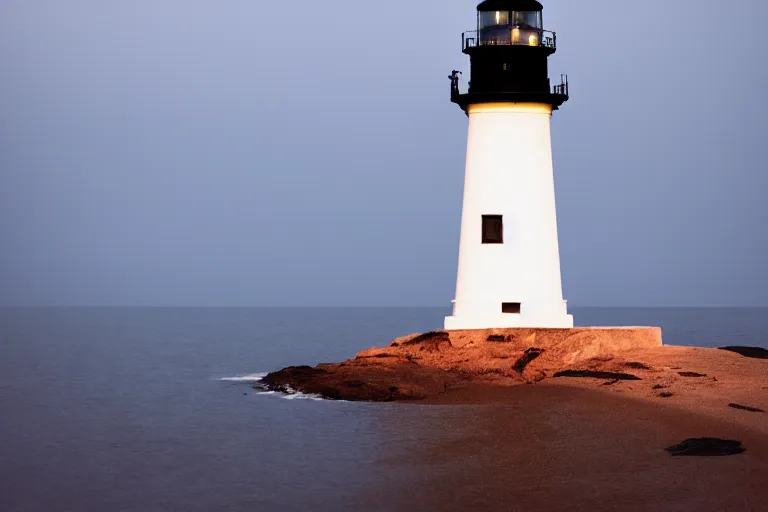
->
[502,303,521,314]
[482,215,504,244]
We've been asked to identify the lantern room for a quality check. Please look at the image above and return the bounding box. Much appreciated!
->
[450,0,568,113]
[478,1,544,47]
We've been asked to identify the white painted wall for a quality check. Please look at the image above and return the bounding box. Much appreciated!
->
[445,103,573,330]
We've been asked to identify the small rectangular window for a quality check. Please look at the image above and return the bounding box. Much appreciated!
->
[482,215,503,244]
[502,303,521,314]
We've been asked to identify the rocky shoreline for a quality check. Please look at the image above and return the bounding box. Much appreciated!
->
[257,328,767,406]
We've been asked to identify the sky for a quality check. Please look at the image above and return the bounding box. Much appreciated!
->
[1,0,767,307]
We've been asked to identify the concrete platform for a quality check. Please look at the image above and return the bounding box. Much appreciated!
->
[442,326,663,353]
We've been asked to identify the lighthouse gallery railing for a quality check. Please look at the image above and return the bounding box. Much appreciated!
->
[449,74,569,101]
[462,29,557,51]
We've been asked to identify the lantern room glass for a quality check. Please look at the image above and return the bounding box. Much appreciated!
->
[478,10,543,46]
[479,10,542,30]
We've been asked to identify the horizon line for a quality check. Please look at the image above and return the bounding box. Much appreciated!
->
[1,305,767,309]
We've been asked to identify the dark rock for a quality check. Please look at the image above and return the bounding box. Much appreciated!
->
[625,362,651,370]
[553,370,641,381]
[728,403,765,413]
[602,379,621,386]
[403,331,449,346]
[512,348,544,374]
[257,364,434,402]
[719,346,768,359]
[402,331,452,353]
[487,335,508,343]
[317,386,344,400]
[294,365,324,372]
[665,438,745,457]
[678,372,707,378]
[652,384,668,390]
[474,368,507,376]
[658,392,674,398]
[357,353,399,360]
[260,366,328,393]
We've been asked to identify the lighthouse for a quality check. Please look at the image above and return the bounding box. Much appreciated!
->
[445,0,573,330]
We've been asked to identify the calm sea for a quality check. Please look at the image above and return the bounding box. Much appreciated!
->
[1,307,766,511]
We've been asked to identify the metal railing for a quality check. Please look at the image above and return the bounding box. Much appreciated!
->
[448,72,570,101]
[462,29,557,51]
[553,74,569,96]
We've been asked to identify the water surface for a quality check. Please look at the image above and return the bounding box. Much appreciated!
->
[1,308,766,511]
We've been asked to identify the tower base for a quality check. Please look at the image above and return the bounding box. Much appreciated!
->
[445,313,574,331]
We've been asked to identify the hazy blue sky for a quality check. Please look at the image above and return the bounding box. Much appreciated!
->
[1,0,767,307]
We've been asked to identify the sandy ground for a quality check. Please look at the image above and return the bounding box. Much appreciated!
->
[362,384,768,512]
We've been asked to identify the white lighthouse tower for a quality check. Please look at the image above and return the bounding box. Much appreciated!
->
[445,0,573,330]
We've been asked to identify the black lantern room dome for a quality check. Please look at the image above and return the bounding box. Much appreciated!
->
[449,0,568,112]
[477,0,543,11]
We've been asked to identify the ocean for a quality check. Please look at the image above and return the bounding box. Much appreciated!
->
[1,307,766,511]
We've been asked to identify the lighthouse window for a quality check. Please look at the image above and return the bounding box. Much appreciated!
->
[502,303,522,314]
[480,11,509,28]
[479,11,541,30]
[511,11,542,29]
[482,215,504,244]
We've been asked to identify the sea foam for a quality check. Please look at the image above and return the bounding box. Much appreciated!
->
[218,373,329,401]
[216,373,268,382]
